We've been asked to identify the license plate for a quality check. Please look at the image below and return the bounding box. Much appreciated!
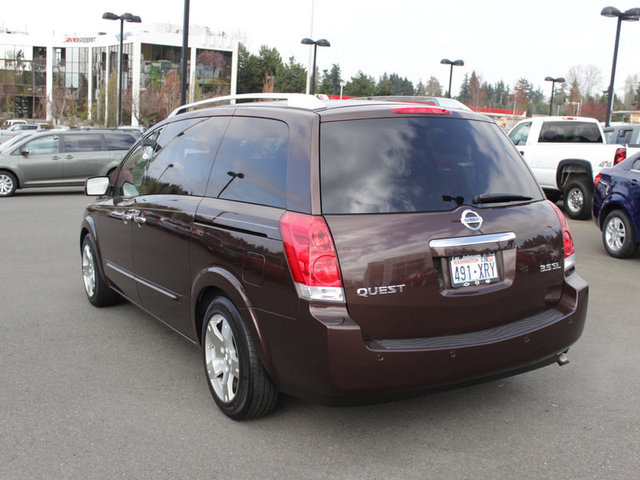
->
[450,253,499,288]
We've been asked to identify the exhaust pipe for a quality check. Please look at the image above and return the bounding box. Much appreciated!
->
[557,353,569,366]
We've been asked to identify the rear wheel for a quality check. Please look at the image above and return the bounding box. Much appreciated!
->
[602,210,638,258]
[0,171,17,197]
[202,297,278,420]
[563,176,592,220]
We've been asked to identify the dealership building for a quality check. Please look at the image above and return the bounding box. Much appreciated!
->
[0,23,238,126]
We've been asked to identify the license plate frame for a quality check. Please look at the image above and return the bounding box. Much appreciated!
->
[450,253,499,288]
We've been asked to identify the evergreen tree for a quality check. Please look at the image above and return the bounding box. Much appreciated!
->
[343,71,376,97]
[275,57,307,93]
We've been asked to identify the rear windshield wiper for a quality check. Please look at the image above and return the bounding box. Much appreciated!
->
[472,193,533,204]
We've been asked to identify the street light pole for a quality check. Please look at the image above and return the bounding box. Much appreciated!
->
[102,12,141,126]
[601,6,640,127]
[180,0,190,106]
[545,76,565,116]
[301,38,330,95]
[440,59,464,98]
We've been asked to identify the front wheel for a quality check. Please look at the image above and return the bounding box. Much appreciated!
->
[563,177,592,220]
[0,171,17,197]
[81,234,120,306]
[602,210,638,258]
[202,297,278,420]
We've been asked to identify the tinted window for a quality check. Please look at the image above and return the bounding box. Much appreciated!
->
[139,117,228,196]
[321,117,543,214]
[206,117,288,209]
[113,138,157,198]
[63,134,103,153]
[155,118,205,149]
[104,133,137,151]
[538,121,603,143]
[20,135,59,155]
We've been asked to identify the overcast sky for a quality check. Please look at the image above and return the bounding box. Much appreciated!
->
[5,0,640,97]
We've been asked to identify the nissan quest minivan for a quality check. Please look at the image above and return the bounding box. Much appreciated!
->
[80,93,588,419]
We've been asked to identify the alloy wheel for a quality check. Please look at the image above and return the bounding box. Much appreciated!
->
[605,216,626,253]
[0,173,14,196]
[204,313,240,403]
[82,243,96,298]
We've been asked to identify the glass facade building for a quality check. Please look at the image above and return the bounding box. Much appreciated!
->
[0,24,238,126]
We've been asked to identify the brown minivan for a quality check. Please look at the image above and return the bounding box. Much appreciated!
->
[80,94,588,419]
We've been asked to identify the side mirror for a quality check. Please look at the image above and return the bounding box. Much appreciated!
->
[21,148,30,156]
[85,176,110,196]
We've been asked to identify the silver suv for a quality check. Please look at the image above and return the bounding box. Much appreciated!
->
[0,130,137,197]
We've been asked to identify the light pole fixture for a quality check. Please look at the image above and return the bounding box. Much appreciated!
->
[440,58,464,98]
[102,12,142,126]
[301,38,330,95]
[545,76,565,116]
[601,6,640,127]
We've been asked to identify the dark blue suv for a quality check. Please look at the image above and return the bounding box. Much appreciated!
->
[593,155,640,258]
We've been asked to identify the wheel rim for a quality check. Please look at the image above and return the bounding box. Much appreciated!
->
[82,243,96,298]
[605,216,626,252]
[204,313,240,403]
[0,173,14,195]
[566,187,584,214]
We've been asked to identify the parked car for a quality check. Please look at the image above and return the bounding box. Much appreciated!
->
[508,116,634,220]
[80,93,588,420]
[0,119,28,128]
[0,123,48,143]
[0,129,137,197]
[593,154,640,258]
[603,123,640,147]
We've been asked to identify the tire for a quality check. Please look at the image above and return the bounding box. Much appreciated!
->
[81,234,120,307]
[0,171,17,197]
[201,297,278,420]
[563,177,592,220]
[602,210,639,258]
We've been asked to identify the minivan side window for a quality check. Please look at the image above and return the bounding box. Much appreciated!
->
[139,117,228,196]
[63,134,103,153]
[104,133,137,151]
[16,135,59,155]
[206,117,288,209]
[113,131,159,198]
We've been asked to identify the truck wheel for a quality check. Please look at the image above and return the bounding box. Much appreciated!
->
[563,177,592,220]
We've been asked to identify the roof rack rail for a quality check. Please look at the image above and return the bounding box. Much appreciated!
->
[169,93,326,117]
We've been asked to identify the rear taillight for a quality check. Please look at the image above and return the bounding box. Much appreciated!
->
[279,212,344,302]
[594,173,602,190]
[549,201,576,272]
[614,147,626,165]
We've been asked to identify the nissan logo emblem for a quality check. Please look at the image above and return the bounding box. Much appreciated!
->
[461,209,483,230]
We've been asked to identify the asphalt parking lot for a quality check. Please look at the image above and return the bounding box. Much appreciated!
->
[1,188,639,480]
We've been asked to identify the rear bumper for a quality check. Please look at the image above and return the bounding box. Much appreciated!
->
[261,272,588,401]
[335,271,586,397]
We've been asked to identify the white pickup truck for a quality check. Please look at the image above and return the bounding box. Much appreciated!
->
[508,116,632,219]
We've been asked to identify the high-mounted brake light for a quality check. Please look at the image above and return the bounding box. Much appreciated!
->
[390,107,452,115]
[548,201,575,272]
[280,212,345,302]
[614,147,626,165]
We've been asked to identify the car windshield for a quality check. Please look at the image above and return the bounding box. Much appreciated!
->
[320,116,544,214]
[0,132,34,152]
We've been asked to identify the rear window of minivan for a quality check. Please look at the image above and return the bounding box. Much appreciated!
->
[320,117,543,214]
